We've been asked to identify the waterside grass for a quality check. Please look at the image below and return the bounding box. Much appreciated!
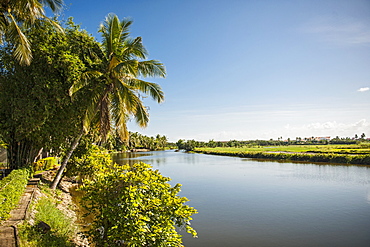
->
[194,145,370,165]
[18,185,77,247]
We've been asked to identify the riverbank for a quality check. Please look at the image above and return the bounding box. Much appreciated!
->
[194,145,370,165]
[17,170,89,246]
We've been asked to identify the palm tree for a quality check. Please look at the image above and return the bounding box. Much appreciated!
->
[0,0,63,65]
[50,13,165,189]
[72,13,165,140]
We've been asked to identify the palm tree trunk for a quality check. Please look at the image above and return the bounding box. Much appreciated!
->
[50,130,84,189]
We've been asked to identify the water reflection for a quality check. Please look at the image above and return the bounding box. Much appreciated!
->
[113,150,370,247]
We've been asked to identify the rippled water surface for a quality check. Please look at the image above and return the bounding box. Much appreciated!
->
[114,150,370,247]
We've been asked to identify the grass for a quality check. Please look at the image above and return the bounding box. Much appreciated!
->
[0,168,29,222]
[196,144,370,154]
[195,144,370,165]
[18,185,77,247]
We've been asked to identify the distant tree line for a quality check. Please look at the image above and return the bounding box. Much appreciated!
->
[176,135,368,151]
[109,132,169,151]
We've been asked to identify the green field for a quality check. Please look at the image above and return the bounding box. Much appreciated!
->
[196,144,370,154]
[194,144,370,165]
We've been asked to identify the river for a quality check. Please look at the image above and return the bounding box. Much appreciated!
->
[113,150,370,247]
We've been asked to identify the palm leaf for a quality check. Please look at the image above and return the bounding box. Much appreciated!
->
[107,55,121,73]
[6,13,32,65]
[121,37,148,60]
[100,13,132,59]
[127,78,164,103]
[114,59,138,77]
[40,0,64,13]
[115,79,138,114]
[137,60,166,78]
[69,71,103,96]
[11,0,44,23]
[116,80,149,127]
[82,84,106,133]
[111,86,130,140]
[132,98,149,128]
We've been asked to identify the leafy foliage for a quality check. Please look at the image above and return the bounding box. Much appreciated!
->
[33,157,59,172]
[0,18,100,169]
[0,0,63,65]
[80,162,197,246]
[0,168,29,221]
[66,142,112,180]
[112,132,168,151]
[51,14,166,189]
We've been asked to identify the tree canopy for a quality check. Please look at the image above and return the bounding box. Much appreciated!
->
[0,18,99,169]
[0,0,63,65]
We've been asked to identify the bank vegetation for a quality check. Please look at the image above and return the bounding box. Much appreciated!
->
[194,144,370,165]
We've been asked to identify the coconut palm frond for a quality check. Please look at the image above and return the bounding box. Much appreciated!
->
[115,79,139,115]
[1,0,64,65]
[119,17,132,39]
[133,98,149,128]
[137,60,166,78]
[69,71,103,96]
[111,88,130,141]
[42,17,64,33]
[114,59,138,77]
[82,86,106,133]
[127,78,164,103]
[107,55,121,73]
[12,0,44,23]
[116,80,149,128]
[6,14,32,65]
[121,37,148,60]
[100,13,132,58]
[39,0,64,13]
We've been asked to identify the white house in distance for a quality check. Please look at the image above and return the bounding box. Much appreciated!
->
[303,137,331,142]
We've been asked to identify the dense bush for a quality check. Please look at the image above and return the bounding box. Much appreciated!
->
[0,168,29,221]
[66,143,112,180]
[80,162,197,246]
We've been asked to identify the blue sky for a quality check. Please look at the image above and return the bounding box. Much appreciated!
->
[57,0,370,141]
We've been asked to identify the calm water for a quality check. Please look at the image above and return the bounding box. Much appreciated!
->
[113,150,370,247]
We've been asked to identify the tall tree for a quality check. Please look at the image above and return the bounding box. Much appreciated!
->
[0,18,99,169]
[0,0,63,65]
[50,13,166,189]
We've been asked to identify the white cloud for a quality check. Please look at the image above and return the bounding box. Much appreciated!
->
[182,119,370,141]
[283,119,370,139]
[358,87,369,92]
[303,16,370,45]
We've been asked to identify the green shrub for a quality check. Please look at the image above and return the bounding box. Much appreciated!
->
[0,168,29,221]
[33,157,58,172]
[80,162,198,246]
[66,144,112,180]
